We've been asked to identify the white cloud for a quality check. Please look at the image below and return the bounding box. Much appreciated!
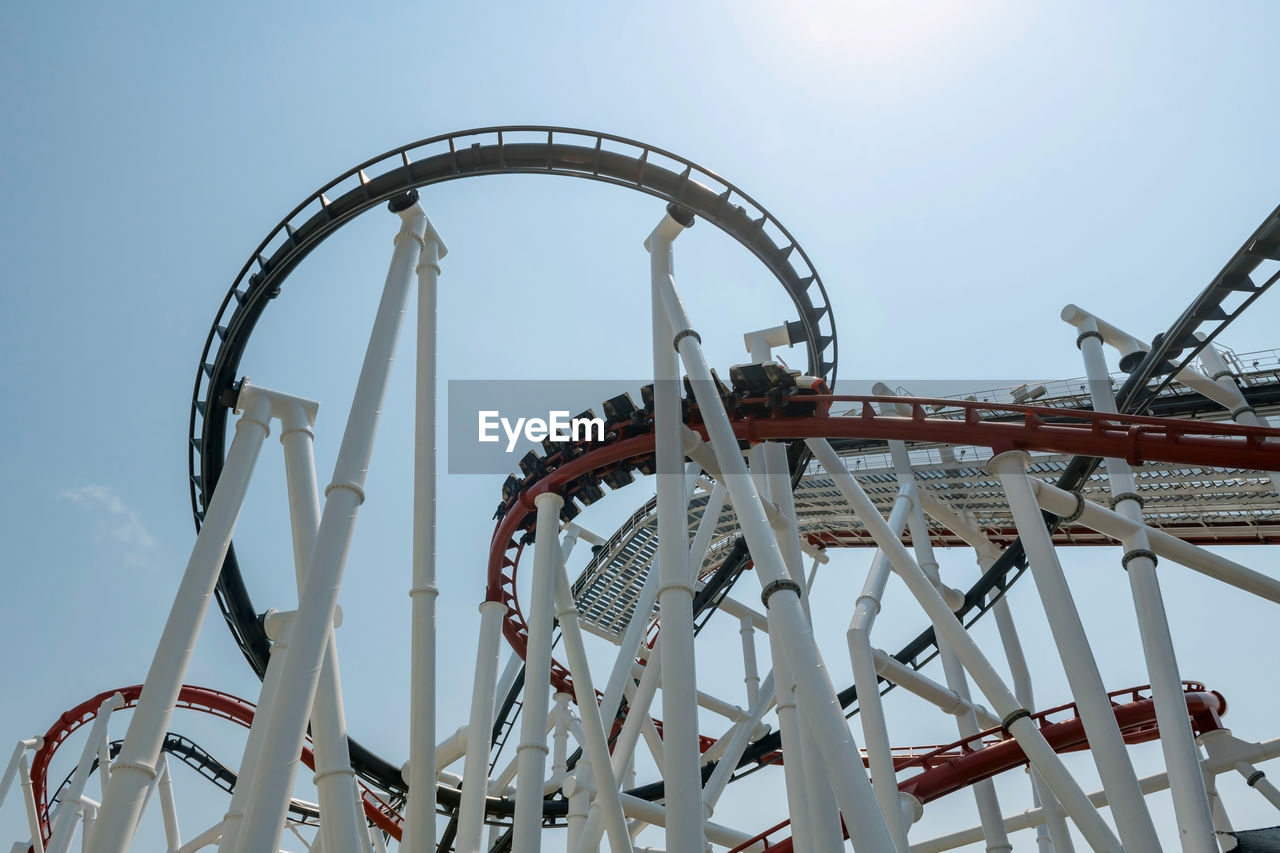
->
[58,484,157,558]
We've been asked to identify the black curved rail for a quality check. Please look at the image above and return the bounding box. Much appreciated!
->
[188,127,838,802]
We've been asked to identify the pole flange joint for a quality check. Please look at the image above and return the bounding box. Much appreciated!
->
[1210,369,1235,382]
[1232,404,1256,419]
[325,481,367,504]
[1121,548,1158,571]
[1000,708,1032,733]
[673,328,702,351]
[1109,491,1144,509]
[112,761,158,780]
[1248,770,1266,787]
[760,578,802,608]
[1075,329,1104,349]
[1062,491,1087,523]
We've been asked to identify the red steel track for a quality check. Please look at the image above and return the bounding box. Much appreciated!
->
[27,684,405,845]
[730,682,1228,853]
[487,395,1280,695]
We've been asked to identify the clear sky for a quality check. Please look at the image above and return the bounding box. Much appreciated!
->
[2,2,1279,850]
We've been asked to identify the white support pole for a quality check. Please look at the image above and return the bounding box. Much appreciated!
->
[1,738,42,813]
[91,386,273,853]
[237,198,432,853]
[868,651,1000,731]
[1029,479,1280,604]
[511,491,564,853]
[1078,323,1218,853]
[566,765,592,853]
[651,242,894,852]
[988,448,1159,852]
[890,443,1010,853]
[1200,729,1280,812]
[19,753,46,853]
[702,671,776,810]
[808,437,1122,852]
[764,441,844,853]
[277,395,367,853]
[552,550,634,853]
[156,756,182,852]
[48,695,122,853]
[739,617,761,708]
[81,803,97,853]
[454,598,507,853]
[405,205,447,853]
[646,210,707,853]
[219,611,289,853]
[846,480,914,853]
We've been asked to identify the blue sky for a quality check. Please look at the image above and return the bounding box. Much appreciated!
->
[2,2,1279,849]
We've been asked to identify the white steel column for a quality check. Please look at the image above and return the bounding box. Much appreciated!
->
[988,449,1159,852]
[405,211,447,853]
[1198,338,1280,491]
[764,441,844,853]
[90,387,273,853]
[454,598,507,853]
[645,208,707,853]
[847,484,913,853]
[808,437,1122,852]
[650,232,894,852]
[219,610,290,853]
[237,198,431,853]
[278,395,367,853]
[1078,323,1217,853]
[156,756,182,851]
[47,694,122,853]
[511,491,563,853]
[551,549,633,853]
[18,752,45,853]
[891,443,1010,853]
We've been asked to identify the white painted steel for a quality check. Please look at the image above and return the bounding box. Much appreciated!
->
[405,213,447,853]
[645,211,706,853]
[808,437,1123,852]
[90,387,273,853]
[654,266,895,852]
[988,449,1159,851]
[511,491,564,853]
[454,599,507,853]
[1078,323,1218,853]
[237,203,430,853]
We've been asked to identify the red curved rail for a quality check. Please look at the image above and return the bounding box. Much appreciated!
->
[28,684,403,845]
[488,396,1280,696]
[729,682,1228,852]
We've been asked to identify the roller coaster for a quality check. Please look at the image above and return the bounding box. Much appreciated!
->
[5,126,1280,853]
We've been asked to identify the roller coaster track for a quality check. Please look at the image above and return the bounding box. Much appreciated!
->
[730,682,1229,853]
[181,124,1280,830]
[26,685,404,847]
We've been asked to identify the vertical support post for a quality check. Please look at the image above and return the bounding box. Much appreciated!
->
[454,598,507,853]
[650,231,895,852]
[890,443,1010,853]
[91,388,273,853]
[237,196,431,853]
[551,550,634,853]
[988,449,1160,852]
[511,491,564,853]
[846,484,914,853]
[739,617,760,708]
[405,206,448,853]
[156,756,182,851]
[763,442,844,853]
[19,753,46,853]
[48,695,123,853]
[276,394,367,853]
[645,207,708,853]
[220,610,290,853]
[808,437,1122,851]
[1077,324,1217,853]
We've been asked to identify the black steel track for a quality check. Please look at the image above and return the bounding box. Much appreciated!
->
[188,127,839,806]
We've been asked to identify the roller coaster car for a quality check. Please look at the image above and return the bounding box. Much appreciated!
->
[728,362,831,417]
